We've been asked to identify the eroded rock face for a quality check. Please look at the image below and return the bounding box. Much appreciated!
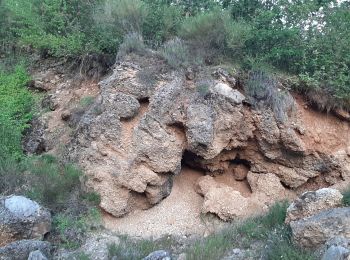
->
[65,54,350,219]
[286,188,343,224]
[0,240,51,260]
[290,208,350,248]
[0,196,51,247]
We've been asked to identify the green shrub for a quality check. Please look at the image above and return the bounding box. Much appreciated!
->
[116,32,147,60]
[79,96,95,108]
[0,157,26,195]
[342,186,350,206]
[160,38,191,69]
[53,207,101,249]
[0,66,33,159]
[108,236,175,260]
[245,70,295,122]
[26,156,81,210]
[179,9,228,54]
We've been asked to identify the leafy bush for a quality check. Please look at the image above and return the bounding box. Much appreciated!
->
[26,156,81,210]
[160,38,191,69]
[116,33,147,60]
[53,208,101,249]
[142,1,183,46]
[179,9,229,55]
[0,66,33,159]
[245,70,295,122]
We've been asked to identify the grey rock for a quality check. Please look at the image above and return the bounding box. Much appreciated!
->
[27,250,48,260]
[4,196,40,218]
[210,83,245,105]
[321,245,349,260]
[0,196,51,246]
[290,207,350,248]
[0,240,51,260]
[143,250,171,260]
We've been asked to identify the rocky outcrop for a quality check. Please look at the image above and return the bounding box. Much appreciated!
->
[287,188,350,248]
[321,237,350,260]
[0,196,51,247]
[0,240,51,260]
[63,54,350,219]
[290,207,350,248]
[286,188,343,223]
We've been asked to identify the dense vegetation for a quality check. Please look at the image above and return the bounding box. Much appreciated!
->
[0,0,349,257]
[1,0,349,110]
[0,67,100,249]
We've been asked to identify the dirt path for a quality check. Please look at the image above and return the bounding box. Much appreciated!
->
[103,167,225,238]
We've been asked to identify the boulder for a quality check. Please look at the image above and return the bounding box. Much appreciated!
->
[247,172,286,199]
[0,196,51,246]
[142,250,171,260]
[0,240,51,260]
[286,188,343,223]
[321,246,349,260]
[197,176,248,220]
[210,83,245,105]
[290,207,350,248]
[321,237,350,260]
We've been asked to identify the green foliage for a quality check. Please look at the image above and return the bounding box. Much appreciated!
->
[0,66,33,159]
[142,0,183,46]
[53,207,101,249]
[197,81,211,97]
[265,227,315,260]
[187,201,290,259]
[107,236,175,260]
[160,38,190,68]
[342,186,350,206]
[180,9,229,54]
[79,96,95,108]
[116,33,147,60]
[245,70,295,122]
[26,156,81,210]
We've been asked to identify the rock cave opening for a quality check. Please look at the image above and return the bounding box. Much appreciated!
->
[179,150,253,198]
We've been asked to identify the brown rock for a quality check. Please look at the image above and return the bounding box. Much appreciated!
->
[286,188,343,224]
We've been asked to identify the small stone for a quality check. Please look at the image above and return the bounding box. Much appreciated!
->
[142,250,171,260]
[232,164,248,181]
[61,111,71,121]
[232,248,242,255]
[185,68,195,81]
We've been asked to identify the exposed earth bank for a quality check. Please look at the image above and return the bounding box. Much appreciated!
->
[26,54,350,238]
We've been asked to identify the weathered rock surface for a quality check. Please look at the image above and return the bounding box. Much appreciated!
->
[0,196,51,247]
[290,207,350,248]
[321,237,350,260]
[286,188,343,223]
[197,176,248,220]
[62,54,350,219]
[0,240,51,260]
